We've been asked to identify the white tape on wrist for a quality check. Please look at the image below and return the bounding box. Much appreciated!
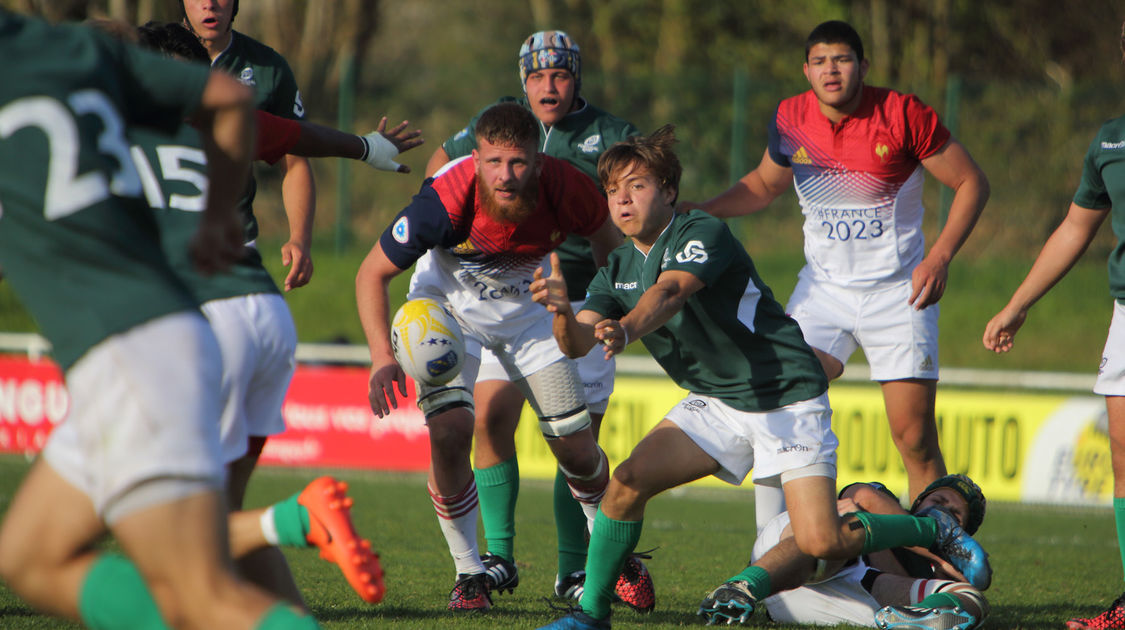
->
[361,132,402,171]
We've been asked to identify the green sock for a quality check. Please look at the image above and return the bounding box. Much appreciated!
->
[1115,497,1125,582]
[579,509,642,620]
[272,494,312,548]
[853,511,937,555]
[474,456,519,561]
[554,468,588,577]
[255,602,320,629]
[78,553,167,630]
[917,592,962,609]
[726,564,772,601]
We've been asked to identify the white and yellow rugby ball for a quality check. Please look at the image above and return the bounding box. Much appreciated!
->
[391,298,465,386]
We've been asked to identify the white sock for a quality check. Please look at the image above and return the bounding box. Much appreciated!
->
[260,506,281,546]
[429,481,485,576]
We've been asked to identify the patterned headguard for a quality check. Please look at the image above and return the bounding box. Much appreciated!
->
[911,474,987,535]
[518,30,581,94]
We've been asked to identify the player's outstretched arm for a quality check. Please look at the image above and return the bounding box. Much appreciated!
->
[356,242,409,417]
[682,149,792,218]
[531,253,601,358]
[983,202,1108,353]
[191,69,255,275]
[279,115,422,173]
[277,154,316,290]
[912,140,990,309]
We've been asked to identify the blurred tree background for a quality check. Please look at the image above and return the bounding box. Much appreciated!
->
[4,0,1125,368]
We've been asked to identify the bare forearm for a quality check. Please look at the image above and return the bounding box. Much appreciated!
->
[290,122,365,160]
[1007,219,1097,312]
[927,175,989,265]
[281,155,316,246]
[552,310,598,359]
[356,264,395,363]
[620,283,687,342]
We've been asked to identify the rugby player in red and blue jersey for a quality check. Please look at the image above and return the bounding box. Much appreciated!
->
[686,20,990,516]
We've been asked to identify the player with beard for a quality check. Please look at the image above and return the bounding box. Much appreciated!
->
[425,32,641,606]
[356,103,623,612]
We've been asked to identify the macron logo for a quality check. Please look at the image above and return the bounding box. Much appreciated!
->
[1103,140,1125,150]
[614,281,638,290]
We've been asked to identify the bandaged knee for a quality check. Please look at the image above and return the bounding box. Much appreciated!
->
[518,360,591,438]
[417,386,473,419]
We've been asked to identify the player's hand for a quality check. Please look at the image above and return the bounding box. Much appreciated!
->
[982,306,1026,353]
[909,255,949,310]
[594,319,627,359]
[368,357,408,418]
[361,117,423,173]
[908,546,968,583]
[531,252,571,314]
[190,209,245,275]
[280,240,313,290]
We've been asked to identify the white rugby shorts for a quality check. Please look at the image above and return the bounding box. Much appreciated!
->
[786,274,939,381]
[202,293,297,463]
[1095,300,1125,395]
[664,393,837,486]
[43,311,225,523]
[477,300,615,413]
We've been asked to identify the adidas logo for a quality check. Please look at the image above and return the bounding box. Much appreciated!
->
[919,355,934,371]
[791,147,812,164]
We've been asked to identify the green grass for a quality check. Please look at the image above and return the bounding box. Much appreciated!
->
[0,455,1119,629]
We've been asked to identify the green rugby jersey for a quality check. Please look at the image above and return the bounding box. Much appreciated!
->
[1074,115,1125,302]
[584,210,828,412]
[0,13,207,370]
[131,124,279,303]
[443,96,638,300]
[213,31,305,244]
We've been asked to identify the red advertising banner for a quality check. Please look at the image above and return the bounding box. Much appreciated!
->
[0,355,431,471]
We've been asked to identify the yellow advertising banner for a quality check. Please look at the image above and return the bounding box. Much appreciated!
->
[511,376,1111,505]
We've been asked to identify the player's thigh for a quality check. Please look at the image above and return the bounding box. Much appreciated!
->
[661,394,770,486]
[44,312,225,524]
[786,275,860,367]
[0,458,103,582]
[611,419,720,498]
[855,281,939,381]
[879,379,938,430]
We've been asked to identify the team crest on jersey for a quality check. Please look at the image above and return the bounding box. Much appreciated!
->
[453,127,470,141]
[293,91,305,118]
[578,134,602,154]
[791,146,812,165]
[875,143,889,163]
[674,240,708,264]
[392,216,410,243]
[238,67,256,86]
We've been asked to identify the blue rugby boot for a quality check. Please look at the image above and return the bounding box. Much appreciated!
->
[919,506,992,591]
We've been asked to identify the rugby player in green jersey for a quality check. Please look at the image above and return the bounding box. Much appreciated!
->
[532,127,990,629]
[0,11,318,630]
[984,22,1125,630]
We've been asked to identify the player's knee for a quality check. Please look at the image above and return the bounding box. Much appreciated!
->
[791,525,846,560]
[607,459,656,507]
[539,406,591,438]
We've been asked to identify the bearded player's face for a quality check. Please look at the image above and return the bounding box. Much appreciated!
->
[473,137,540,224]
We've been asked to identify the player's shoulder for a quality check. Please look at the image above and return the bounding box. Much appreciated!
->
[572,99,638,135]
[866,85,935,115]
[228,30,291,66]
[1094,114,1125,142]
[675,208,728,234]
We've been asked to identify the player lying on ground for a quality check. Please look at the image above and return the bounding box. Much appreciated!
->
[700,474,989,629]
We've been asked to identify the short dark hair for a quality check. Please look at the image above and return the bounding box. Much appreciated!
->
[597,125,682,203]
[137,21,209,63]
[474,103,539,150]
[805,20,864,62]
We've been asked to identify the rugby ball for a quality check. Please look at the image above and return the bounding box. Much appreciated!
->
[391,298,465,386]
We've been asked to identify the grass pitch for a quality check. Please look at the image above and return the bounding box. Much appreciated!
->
[0,455,1118,629]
